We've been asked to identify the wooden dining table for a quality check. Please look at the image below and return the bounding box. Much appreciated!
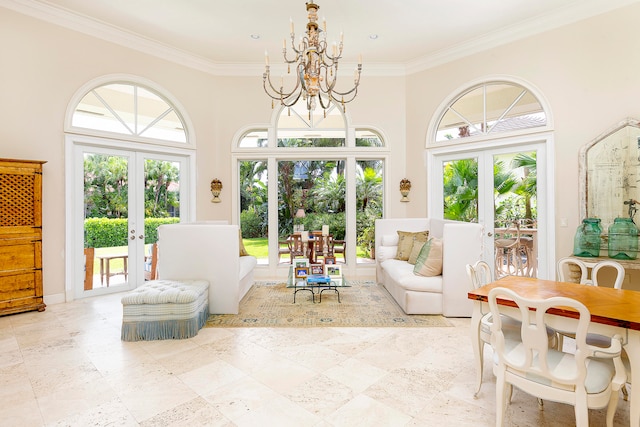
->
[468,276,640,426]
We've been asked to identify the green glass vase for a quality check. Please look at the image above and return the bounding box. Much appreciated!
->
[573,218,602,257]
[608,217,638,260]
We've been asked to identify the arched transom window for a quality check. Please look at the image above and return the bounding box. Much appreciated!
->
[435,82,546,142]
[71,83,187,143]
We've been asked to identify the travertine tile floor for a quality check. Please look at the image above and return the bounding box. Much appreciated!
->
[0,292,631,426]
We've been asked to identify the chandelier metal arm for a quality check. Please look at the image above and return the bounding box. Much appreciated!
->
[263,66,302,105]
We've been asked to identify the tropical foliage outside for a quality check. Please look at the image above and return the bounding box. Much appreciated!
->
[239,139,384,261]
[443,151,537,223]
[83,154,180,246]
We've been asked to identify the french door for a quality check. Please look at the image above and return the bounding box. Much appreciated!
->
[68,140,190,298]
[428,140,552,279]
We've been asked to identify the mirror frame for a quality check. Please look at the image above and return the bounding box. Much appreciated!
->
[579,117,640,233]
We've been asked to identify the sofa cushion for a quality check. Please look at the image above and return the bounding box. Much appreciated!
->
[382,234,399,246]
[377,245,397,263]
[381,259,443,292]
[413,238,443,277]
[395,230,429,261]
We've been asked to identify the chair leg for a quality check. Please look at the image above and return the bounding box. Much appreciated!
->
[471,310,485,398]
[606,389,619,427]
[574,399,589,427]
[495,374,508,427]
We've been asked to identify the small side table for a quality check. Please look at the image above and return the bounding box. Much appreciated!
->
[96,253,128,286]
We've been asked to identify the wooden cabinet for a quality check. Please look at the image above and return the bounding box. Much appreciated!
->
[0,158,46,315]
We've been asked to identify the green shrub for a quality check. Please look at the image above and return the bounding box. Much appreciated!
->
[240,209,265,238]
[85,217,179,248]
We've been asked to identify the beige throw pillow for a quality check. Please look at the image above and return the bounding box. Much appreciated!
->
[395,230,429,261]
[413,238,443,276]
[407,240,426,265]
[239,229,249,256]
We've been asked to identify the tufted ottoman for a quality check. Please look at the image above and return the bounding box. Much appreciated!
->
[121,279,209,341]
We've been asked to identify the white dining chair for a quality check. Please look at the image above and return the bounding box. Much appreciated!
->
[556,256,589,284]
[466,260,556,398]
[556,258,629,399]
[591,260,625,289]
[488,286,626,427]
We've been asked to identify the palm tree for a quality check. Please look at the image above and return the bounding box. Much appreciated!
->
[511,152,537,219]
[443,158,519,222]
[356,167,382,212]
[443,159,478,222]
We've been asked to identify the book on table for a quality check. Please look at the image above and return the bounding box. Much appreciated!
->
[307,274,332,284]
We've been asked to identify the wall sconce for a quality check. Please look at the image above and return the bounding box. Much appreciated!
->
[400,178,411,202]
[210,178,222,203]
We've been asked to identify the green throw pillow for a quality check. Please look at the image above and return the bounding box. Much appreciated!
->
[413,238,443,276]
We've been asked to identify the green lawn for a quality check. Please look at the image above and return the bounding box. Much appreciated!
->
[243,237,367,258]
[89,239,366,272]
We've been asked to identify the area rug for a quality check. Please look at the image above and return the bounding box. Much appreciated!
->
[205,281,453,328]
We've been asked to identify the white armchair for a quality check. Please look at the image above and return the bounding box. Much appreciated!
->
[157,223,257,314]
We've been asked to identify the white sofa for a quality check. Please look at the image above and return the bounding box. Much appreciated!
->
[375,218,484,317]
[157,223,257,314]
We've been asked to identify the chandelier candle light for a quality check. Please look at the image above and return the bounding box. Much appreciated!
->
[263,1,362,115]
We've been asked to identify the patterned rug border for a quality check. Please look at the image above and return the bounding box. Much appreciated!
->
[205,280,453,328]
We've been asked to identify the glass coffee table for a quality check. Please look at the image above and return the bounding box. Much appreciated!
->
[286,266,350,303]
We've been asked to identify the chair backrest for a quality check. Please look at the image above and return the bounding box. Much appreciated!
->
[592,260,625,289]
[311,234,333,256]
[556,256,588,284]
[488,286,592,388]
[494,220,521,249]
[466,260,493,290]
[288,234,309,258]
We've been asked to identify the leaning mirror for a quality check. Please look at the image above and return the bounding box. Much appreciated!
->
[580,118,640,233]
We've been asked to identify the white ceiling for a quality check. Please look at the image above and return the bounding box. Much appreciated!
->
[4,0,639,75]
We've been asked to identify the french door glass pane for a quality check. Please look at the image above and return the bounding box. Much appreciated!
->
[494,151,538,278]
[356,159,383,263]
[83,153,130,290]
[143,158,181,279]
[278,159,346,262]
[239,160,268,264]
[442,158,479,222]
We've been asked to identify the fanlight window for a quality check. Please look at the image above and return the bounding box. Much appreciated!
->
[239,130,268,148]
[436,82,546,142]
[277,99,346,147]
[72,83,187,143]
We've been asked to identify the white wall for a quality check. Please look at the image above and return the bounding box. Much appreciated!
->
[2,3,639,301]
[405,3,640,263]
[0,7,405,301]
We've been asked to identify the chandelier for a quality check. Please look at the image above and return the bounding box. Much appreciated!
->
[263,1,362,114]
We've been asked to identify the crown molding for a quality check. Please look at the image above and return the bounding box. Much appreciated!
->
[406,0,640,74]
[2,0,638,77]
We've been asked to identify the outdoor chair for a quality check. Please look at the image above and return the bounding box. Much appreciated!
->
[333,239,346,262]
[144,243,158,281]
[287,234,311,263]
[278,239,291,263]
